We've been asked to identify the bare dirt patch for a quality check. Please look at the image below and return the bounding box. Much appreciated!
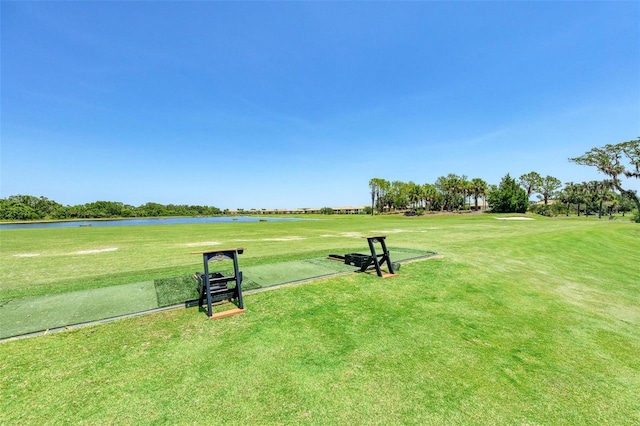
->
[182,241,221,247]
[262,237,306,241]
[13,253,41,258]
[230,236,306,242]
[371,229,411,234]
[76,247,119,255]
[340,232,364,238]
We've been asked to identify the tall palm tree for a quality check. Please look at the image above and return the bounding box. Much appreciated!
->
[422,183,438,212]
[560,183,573,216]
[470,178,488,211]
[406,181,422,210]
[593,180,614,219]
[368,178,389,214]
[574,182,590,216]
[378,179,391,212]
[369,178,383,215]
[435,173,464,211]
[434,175,449,212]
[459,176,471,210]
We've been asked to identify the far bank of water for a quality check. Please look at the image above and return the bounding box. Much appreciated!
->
[0,216,312,230]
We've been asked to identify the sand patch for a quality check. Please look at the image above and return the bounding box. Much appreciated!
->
[13,253,41,258]
[229,236,306,242]
[496,217,535,221]
[76,247,119,255]
[262,237,306,242]
[183,241,221,247]
[341,232,364,238]
[371,229,410,234]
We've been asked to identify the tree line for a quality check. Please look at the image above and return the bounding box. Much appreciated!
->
[3,139,638,222]
[0,196,222,221]
[368,172,636,218]
[368,175,490,214]
[368,138,640,221]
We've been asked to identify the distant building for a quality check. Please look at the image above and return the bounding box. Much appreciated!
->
[227,206,367,215]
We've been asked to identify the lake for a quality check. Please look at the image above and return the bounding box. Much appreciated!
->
[0,216,311,230]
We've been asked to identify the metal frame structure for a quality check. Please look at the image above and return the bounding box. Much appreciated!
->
[192,248,245,318]
[361,235,395,277]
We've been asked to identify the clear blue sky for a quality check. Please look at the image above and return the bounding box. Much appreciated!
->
[2,1,639,209]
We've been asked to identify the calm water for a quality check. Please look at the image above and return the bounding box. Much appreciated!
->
[0,216,309,230]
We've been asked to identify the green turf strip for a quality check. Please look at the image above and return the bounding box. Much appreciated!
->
[1,248,436,339]
[153,275,200,307]
[0,281,158,339]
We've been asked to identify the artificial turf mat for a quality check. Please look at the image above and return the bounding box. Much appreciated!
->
[0,281,158,339]
[1,248,436,339]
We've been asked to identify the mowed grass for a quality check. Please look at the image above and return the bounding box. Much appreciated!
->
[1,214,639,424]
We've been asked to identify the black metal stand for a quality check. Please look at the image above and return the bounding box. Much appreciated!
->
[192,248,245,318]
[361,236,395,277]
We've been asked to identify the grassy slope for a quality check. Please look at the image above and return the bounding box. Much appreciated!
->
[1,214,639,424]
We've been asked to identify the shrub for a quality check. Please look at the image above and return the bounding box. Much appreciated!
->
[488,174,528,213]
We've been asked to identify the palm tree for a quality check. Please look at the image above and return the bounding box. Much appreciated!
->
[422,183,438,212]
[449,175,462,211]
[434,176,449,212]
[559,183,573,216]
[378,179,391,213]
[369,178,381,216]
[459,176,471,210]
[470,178,488,211]
[592,180,615,219]
[574,182,590,216]
[368,178,390,215]
[406,181,422,210]
[389,180,409,211]
[435,174,464,211]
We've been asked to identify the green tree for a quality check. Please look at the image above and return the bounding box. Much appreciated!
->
[4,195,61,219]
[435,174,464,212]
[369,178,383,216]
[560,182,579,216]
[470,178,488,211]
[570,138,640,222]
[421,183,438,212]
[518,172,543,200]
[406,181,422,210]
[389,180,409,211]
[138,202,168,217]
[589,180,615,219]
[370,178,390,213]
[488,174,528,213]
[618,193,636,217]
[0,199,40,220]
[538,175,562,205]
[459,176,472,210]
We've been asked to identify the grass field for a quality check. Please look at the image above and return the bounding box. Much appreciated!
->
[1,213,639,424]
[0,247,435,339]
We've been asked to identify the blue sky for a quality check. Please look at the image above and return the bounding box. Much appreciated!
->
[2,1,639,209]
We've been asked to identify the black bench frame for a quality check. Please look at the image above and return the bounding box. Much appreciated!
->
[193,248,245,318]
[361,235,395,277]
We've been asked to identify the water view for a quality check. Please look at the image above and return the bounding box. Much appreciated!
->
[0,216,309,230]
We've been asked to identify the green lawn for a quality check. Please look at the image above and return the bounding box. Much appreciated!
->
[1,214,639,424]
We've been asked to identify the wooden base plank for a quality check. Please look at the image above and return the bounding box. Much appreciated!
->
[210,308,246,320]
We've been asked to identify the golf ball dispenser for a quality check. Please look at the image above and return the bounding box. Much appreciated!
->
[192,248,245,319]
